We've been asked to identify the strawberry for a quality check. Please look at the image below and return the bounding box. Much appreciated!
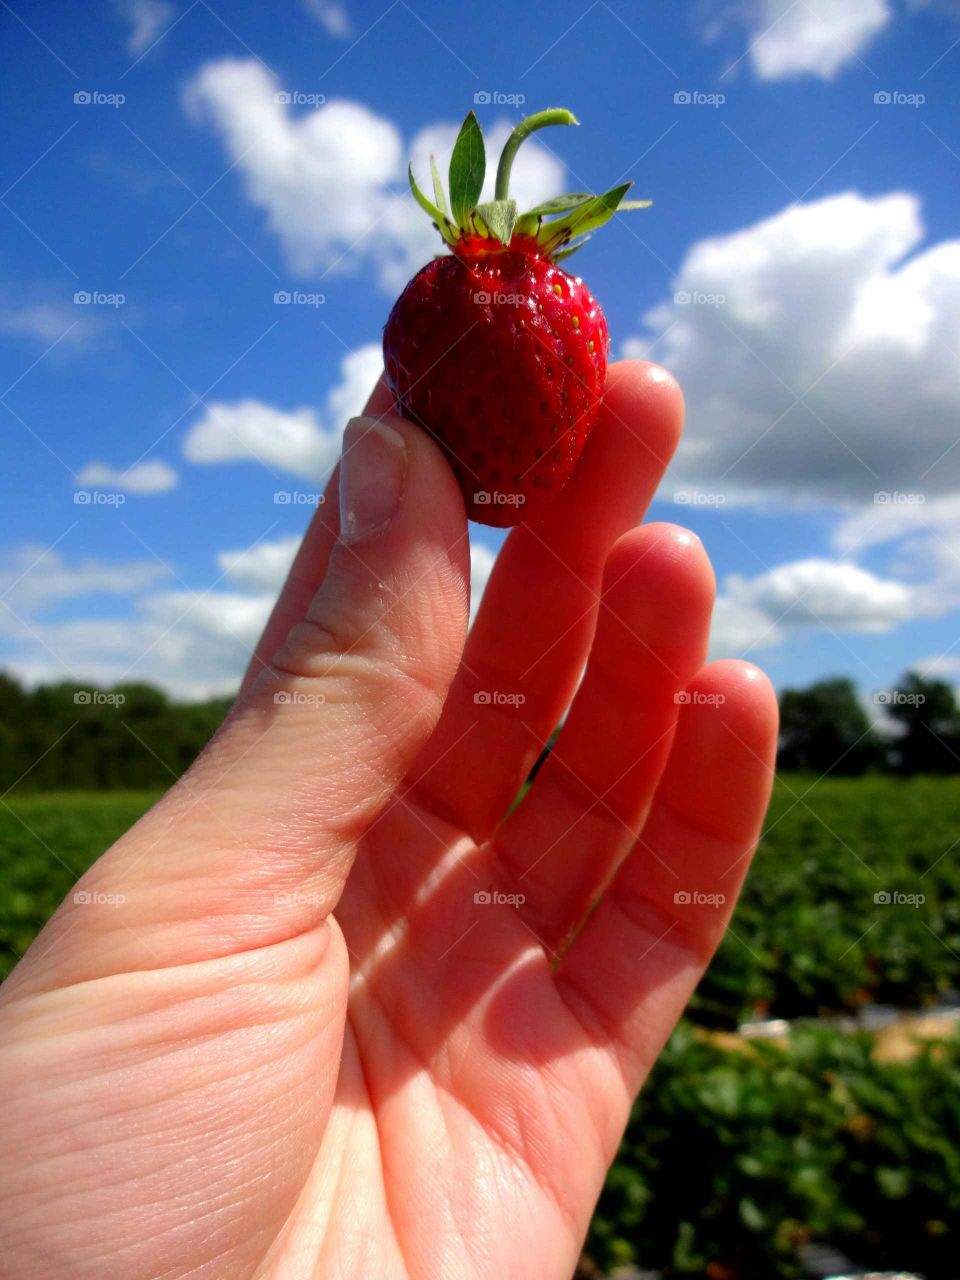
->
[382,108,650,527]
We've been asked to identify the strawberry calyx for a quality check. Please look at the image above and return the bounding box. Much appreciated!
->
[408,107,651,264]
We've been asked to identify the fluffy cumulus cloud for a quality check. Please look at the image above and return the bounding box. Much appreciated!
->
[75,459,178,493]
[183,58,565,290]
[182,343,382,480]
[633,191,960,507]
[711,557,915,656]
[708,0,893,80]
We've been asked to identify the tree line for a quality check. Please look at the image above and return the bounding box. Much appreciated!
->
[0,669,957,793]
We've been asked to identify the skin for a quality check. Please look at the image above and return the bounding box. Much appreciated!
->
[0,361,778,1280]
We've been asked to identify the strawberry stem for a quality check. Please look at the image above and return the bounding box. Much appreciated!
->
[493,109,579,202]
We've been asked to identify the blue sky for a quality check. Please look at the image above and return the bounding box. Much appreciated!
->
[2,0,960,703]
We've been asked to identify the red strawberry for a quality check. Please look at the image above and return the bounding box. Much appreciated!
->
[383,109,650,527]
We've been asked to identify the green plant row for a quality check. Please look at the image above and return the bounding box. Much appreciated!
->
[691,774,960,1027]
[586,1020,960,1279]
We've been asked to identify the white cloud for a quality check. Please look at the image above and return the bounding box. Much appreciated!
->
[182,342,382,480]
[115,0,174,56]
[720,0,892,80]
[183,400,336,477]
[4,592,272,700]
[183,58,565,290]
[0,303,99,347]
[75,459,178,493]
[302,0,350,37]
[633,191,960,507]
[727,558,912,630]
[710,557,914,657]
[0,545,273,700]
[0,547,170,618]
[218,536,300,593]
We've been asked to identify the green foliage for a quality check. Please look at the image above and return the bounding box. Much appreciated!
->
[887,672,960,773]
[586,1021,960,1278]
[778,677,882,774]
[0,790,159,977]
[693,774,960,1026]
[0,671,229,792]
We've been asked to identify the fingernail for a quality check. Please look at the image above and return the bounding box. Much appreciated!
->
[339,416,407,544]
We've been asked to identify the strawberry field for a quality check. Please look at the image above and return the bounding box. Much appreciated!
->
[2,777,959,1276]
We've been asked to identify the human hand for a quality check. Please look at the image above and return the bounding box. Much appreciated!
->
[0,361,777,1279]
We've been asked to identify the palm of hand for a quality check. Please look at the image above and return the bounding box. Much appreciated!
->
[0,364,776,1280]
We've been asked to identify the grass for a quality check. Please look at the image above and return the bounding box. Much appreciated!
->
[0,789,160,978]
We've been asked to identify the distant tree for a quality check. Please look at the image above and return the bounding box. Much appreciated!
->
[0,671,232,793]
[778,677,882,775]
[885,671,960,774]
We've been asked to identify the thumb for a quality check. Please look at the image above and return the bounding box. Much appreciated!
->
[24,414,470,981]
